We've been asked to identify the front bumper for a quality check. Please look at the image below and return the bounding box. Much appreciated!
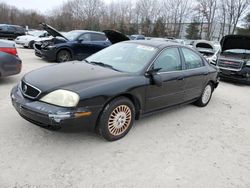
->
[11,85,100,130]
[34,44,57,61]
[219,67,250,84]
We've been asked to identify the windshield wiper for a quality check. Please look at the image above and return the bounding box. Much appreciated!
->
[83,60,121,72]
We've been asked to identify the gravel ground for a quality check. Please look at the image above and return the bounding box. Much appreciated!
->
[0,48,250,188]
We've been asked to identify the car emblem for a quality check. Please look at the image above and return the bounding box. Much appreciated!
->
[23,84,28,93]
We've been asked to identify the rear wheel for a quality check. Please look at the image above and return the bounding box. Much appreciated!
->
[56,50,71,62]
[97,97,135,141]
[194,83,213,107]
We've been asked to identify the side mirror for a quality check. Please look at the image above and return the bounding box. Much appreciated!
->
[146,68,163,87]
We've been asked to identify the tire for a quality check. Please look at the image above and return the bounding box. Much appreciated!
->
[56,50,71,63]
[28,41,35,49]
[97,97,135,141]
[194,83,214,107]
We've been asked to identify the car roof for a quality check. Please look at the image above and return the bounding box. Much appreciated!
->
[0,24,22,27]
[69,30,104,35]
[123,40,184,49]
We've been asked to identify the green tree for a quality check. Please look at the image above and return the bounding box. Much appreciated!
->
[185,20,200,39]
[152,17,166,37]
[237,13,250,35]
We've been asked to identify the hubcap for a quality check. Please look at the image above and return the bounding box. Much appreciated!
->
[202,85,212,104]
[108,105,132,136]
[59,52,70,62]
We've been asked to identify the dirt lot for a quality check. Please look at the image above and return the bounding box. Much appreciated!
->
[0,48,250,188]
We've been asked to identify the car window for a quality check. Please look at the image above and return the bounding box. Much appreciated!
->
[90,33,106,41]
[7,26,16,32]
[78,33,91,41]
[154,48,182,72]
[16,27,24,33]
[181,48,204,69]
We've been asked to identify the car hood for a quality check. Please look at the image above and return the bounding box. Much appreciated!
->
[17,35,36,40]
[23,61,129,95]
[103,30,130,44]
[34,36,53,42]
[40,23,68,41]
[194,40,214,52]
[220,35,250,52]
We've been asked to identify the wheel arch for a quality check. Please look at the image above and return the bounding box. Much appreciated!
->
[208,80,218,90]
[96,93,142,129]
[56,47,73,59]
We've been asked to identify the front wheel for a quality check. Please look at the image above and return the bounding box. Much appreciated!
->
[97,97,135,141]
[56,50,71,62]
[194,83,213,107]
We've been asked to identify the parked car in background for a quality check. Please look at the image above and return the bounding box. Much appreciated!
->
[217,35,250,84]
[15,30,50,49]
[11,40,219,141]
[149,37,178,43]
[34,23,111,62]
[130,34,145,40]
[0,40,22,77]
[0,24,25,40]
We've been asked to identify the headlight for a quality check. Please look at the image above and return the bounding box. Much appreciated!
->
[40,89,80,107]
[246,61,250,66]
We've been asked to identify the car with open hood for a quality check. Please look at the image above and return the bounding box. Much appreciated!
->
[34,23,118,62]
[217,35,250,84]
[11,40,219,141]
[193,40,216,61]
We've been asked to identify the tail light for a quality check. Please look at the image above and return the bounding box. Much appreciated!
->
[0,47,17,56]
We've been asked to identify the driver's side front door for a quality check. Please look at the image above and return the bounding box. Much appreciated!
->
[145,47,185,112]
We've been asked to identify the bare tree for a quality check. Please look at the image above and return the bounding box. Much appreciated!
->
[226,0,250,34]
[197,0,217,40]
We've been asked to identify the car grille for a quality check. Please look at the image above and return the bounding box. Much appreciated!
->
[21,81,41,99]
[218,59,243,71]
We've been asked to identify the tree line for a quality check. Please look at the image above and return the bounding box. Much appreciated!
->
[0,0,249,40]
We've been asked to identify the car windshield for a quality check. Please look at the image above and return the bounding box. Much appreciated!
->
[224,49,250,54]
[64,31,83,41]
[86,43,158,73]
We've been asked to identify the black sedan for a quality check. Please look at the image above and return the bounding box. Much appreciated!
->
[34,23,111,62]
[0,39,22,77]
[11,40,219,141]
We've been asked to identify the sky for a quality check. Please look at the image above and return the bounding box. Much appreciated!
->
[0,0,112,13]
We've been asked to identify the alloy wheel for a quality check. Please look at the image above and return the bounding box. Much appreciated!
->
[108,105,132,136]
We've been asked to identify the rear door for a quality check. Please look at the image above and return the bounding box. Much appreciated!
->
[180,47,208,101]
[90,33,110,53]
[74,33,109,60]
[145,47,185,112]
